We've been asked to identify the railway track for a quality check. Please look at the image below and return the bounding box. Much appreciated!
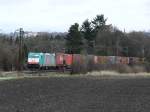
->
[22,68,72,74]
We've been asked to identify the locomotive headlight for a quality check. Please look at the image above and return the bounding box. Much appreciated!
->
[28,58,39,64]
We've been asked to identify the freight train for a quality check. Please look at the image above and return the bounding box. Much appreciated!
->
[27,52,144,70]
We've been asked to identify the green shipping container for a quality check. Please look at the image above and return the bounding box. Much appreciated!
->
[43,53,56,67]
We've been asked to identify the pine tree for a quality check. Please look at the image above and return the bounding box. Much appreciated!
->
[81,19,94,54]
[66,23,83,54]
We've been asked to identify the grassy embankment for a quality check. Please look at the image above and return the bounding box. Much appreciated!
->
[1,70,150,81]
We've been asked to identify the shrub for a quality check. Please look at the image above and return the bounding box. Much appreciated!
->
[70,60,147,74]
[71,61,87,74]
[132,65,146,73]
[115,65,133,73]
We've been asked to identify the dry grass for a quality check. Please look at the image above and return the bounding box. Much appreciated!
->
[0,66,150,81]
[0,71,79,81]
[85,70,150,78]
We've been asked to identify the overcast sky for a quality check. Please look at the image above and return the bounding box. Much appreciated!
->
[0,0,150,33]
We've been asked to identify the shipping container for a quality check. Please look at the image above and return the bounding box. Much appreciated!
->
[73,54,83,64]
[138,58,145,64]
[107,56,116,64]
[94,56,98,64]
[129,57,140,65]
[97,56,107,64]
[56,53,64,66]
[132,57,140,64]
[129,57,134,65]
[64,54,73,66]
[116,56,121,64]
[116,56,129,64]
[43,53,56,67]
[122,57,129,64]
[97,56,102,64]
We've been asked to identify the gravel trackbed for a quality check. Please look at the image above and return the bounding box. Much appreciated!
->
[0,76,150,112]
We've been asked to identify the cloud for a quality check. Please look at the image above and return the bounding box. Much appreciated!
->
[0,0,149,32]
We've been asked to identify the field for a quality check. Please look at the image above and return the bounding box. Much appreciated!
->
[0,74,150,112]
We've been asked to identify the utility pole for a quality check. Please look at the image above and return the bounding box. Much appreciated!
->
[116,39,119,56]
[142,45,145,59]
[16,28,24,71]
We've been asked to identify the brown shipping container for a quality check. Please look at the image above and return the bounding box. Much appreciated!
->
[116,57,129,64]
[103,56,108,64]
[124,57,129,64]
[122,57,129,64]
[56,53,64,66]
[97,56,102,64]
[138,58,145,64]
[97,56,107,64]
[116,56,122,64]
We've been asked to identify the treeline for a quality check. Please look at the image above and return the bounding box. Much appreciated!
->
[0,34,66,71]
[66,14,150,58]
[0,14,150,71]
